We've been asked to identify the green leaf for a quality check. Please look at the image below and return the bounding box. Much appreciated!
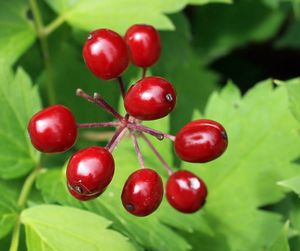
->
[289,197,300,251]
[0,199,17,239]
[262,0,300,9]
[21,205,136,251]
[0,66,41,179]
[0,0,36,65]
[276,19,300,49]
[284,78,300,123]
[0,181,18,238]
[174,80,300,251]
[262,0,281,8]
[43,0,187,33]
[189,0,232,4]
[191,0,286,63]
[264,223,290,251]
[270,194,300,251]
[36,167,83,208]
[278,176,300,196]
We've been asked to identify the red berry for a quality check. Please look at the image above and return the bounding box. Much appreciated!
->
[28,105,77,153]
[174,119,228,163]
[66,146,115,201]
[124,76,176,120]
[82,29,129,80]
[166,170,207,213]
[121,168,163,216]
[125,24,161,67]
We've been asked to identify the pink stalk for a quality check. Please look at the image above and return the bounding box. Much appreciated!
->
[76,88,123,120]
[140,133,173,175]
[77,121,120,128]
[129,130,145,168]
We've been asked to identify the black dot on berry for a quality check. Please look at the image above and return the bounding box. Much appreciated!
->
[74,185,84,194]
[221,131,228,141]
[165,93,173,102]
[87,34,93,40]
[126,203,134,211]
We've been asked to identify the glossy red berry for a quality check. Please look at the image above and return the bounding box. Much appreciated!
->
[125,24,161,67]
[124,76,176,120]
[66,146,115,201]
[82,29,129,80]
[28,105,77,153]
[174,119,228,163]
[121,168,163,216]
[166,170,207,213]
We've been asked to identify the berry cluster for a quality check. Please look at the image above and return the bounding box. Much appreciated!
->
[28,24,228,216]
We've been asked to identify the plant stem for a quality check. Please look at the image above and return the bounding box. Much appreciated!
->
[9,167,42,251]
[130,130,145,168]
[9,219,20,251]
[17,168,42,208]
[140,133,173,175]
[127,123,175,141]
[117,77,126,98]
[76,89,123,120]
[106,126,127,152]
[44,15,65,36]
[77,121,120,128]
[28,0,56,105]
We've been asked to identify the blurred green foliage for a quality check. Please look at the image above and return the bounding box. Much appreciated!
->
[1,0,300,251]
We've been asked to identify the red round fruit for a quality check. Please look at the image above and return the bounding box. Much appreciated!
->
[82,29,129,80]
[28,105,77,153]
[166,170,207,213]
[121,168,163,216]
[174,119,228,163]
[66,146,115,201]
[124,76,176,120]
[125,24,161,67]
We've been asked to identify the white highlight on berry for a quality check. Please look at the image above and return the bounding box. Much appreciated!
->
[177,177,200,190]
[36,119,50,133]
[177,180,189,190]
[189,177,200,190]
[133,183,146,194]
[141,91,152,100]
[185,132,214,146]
